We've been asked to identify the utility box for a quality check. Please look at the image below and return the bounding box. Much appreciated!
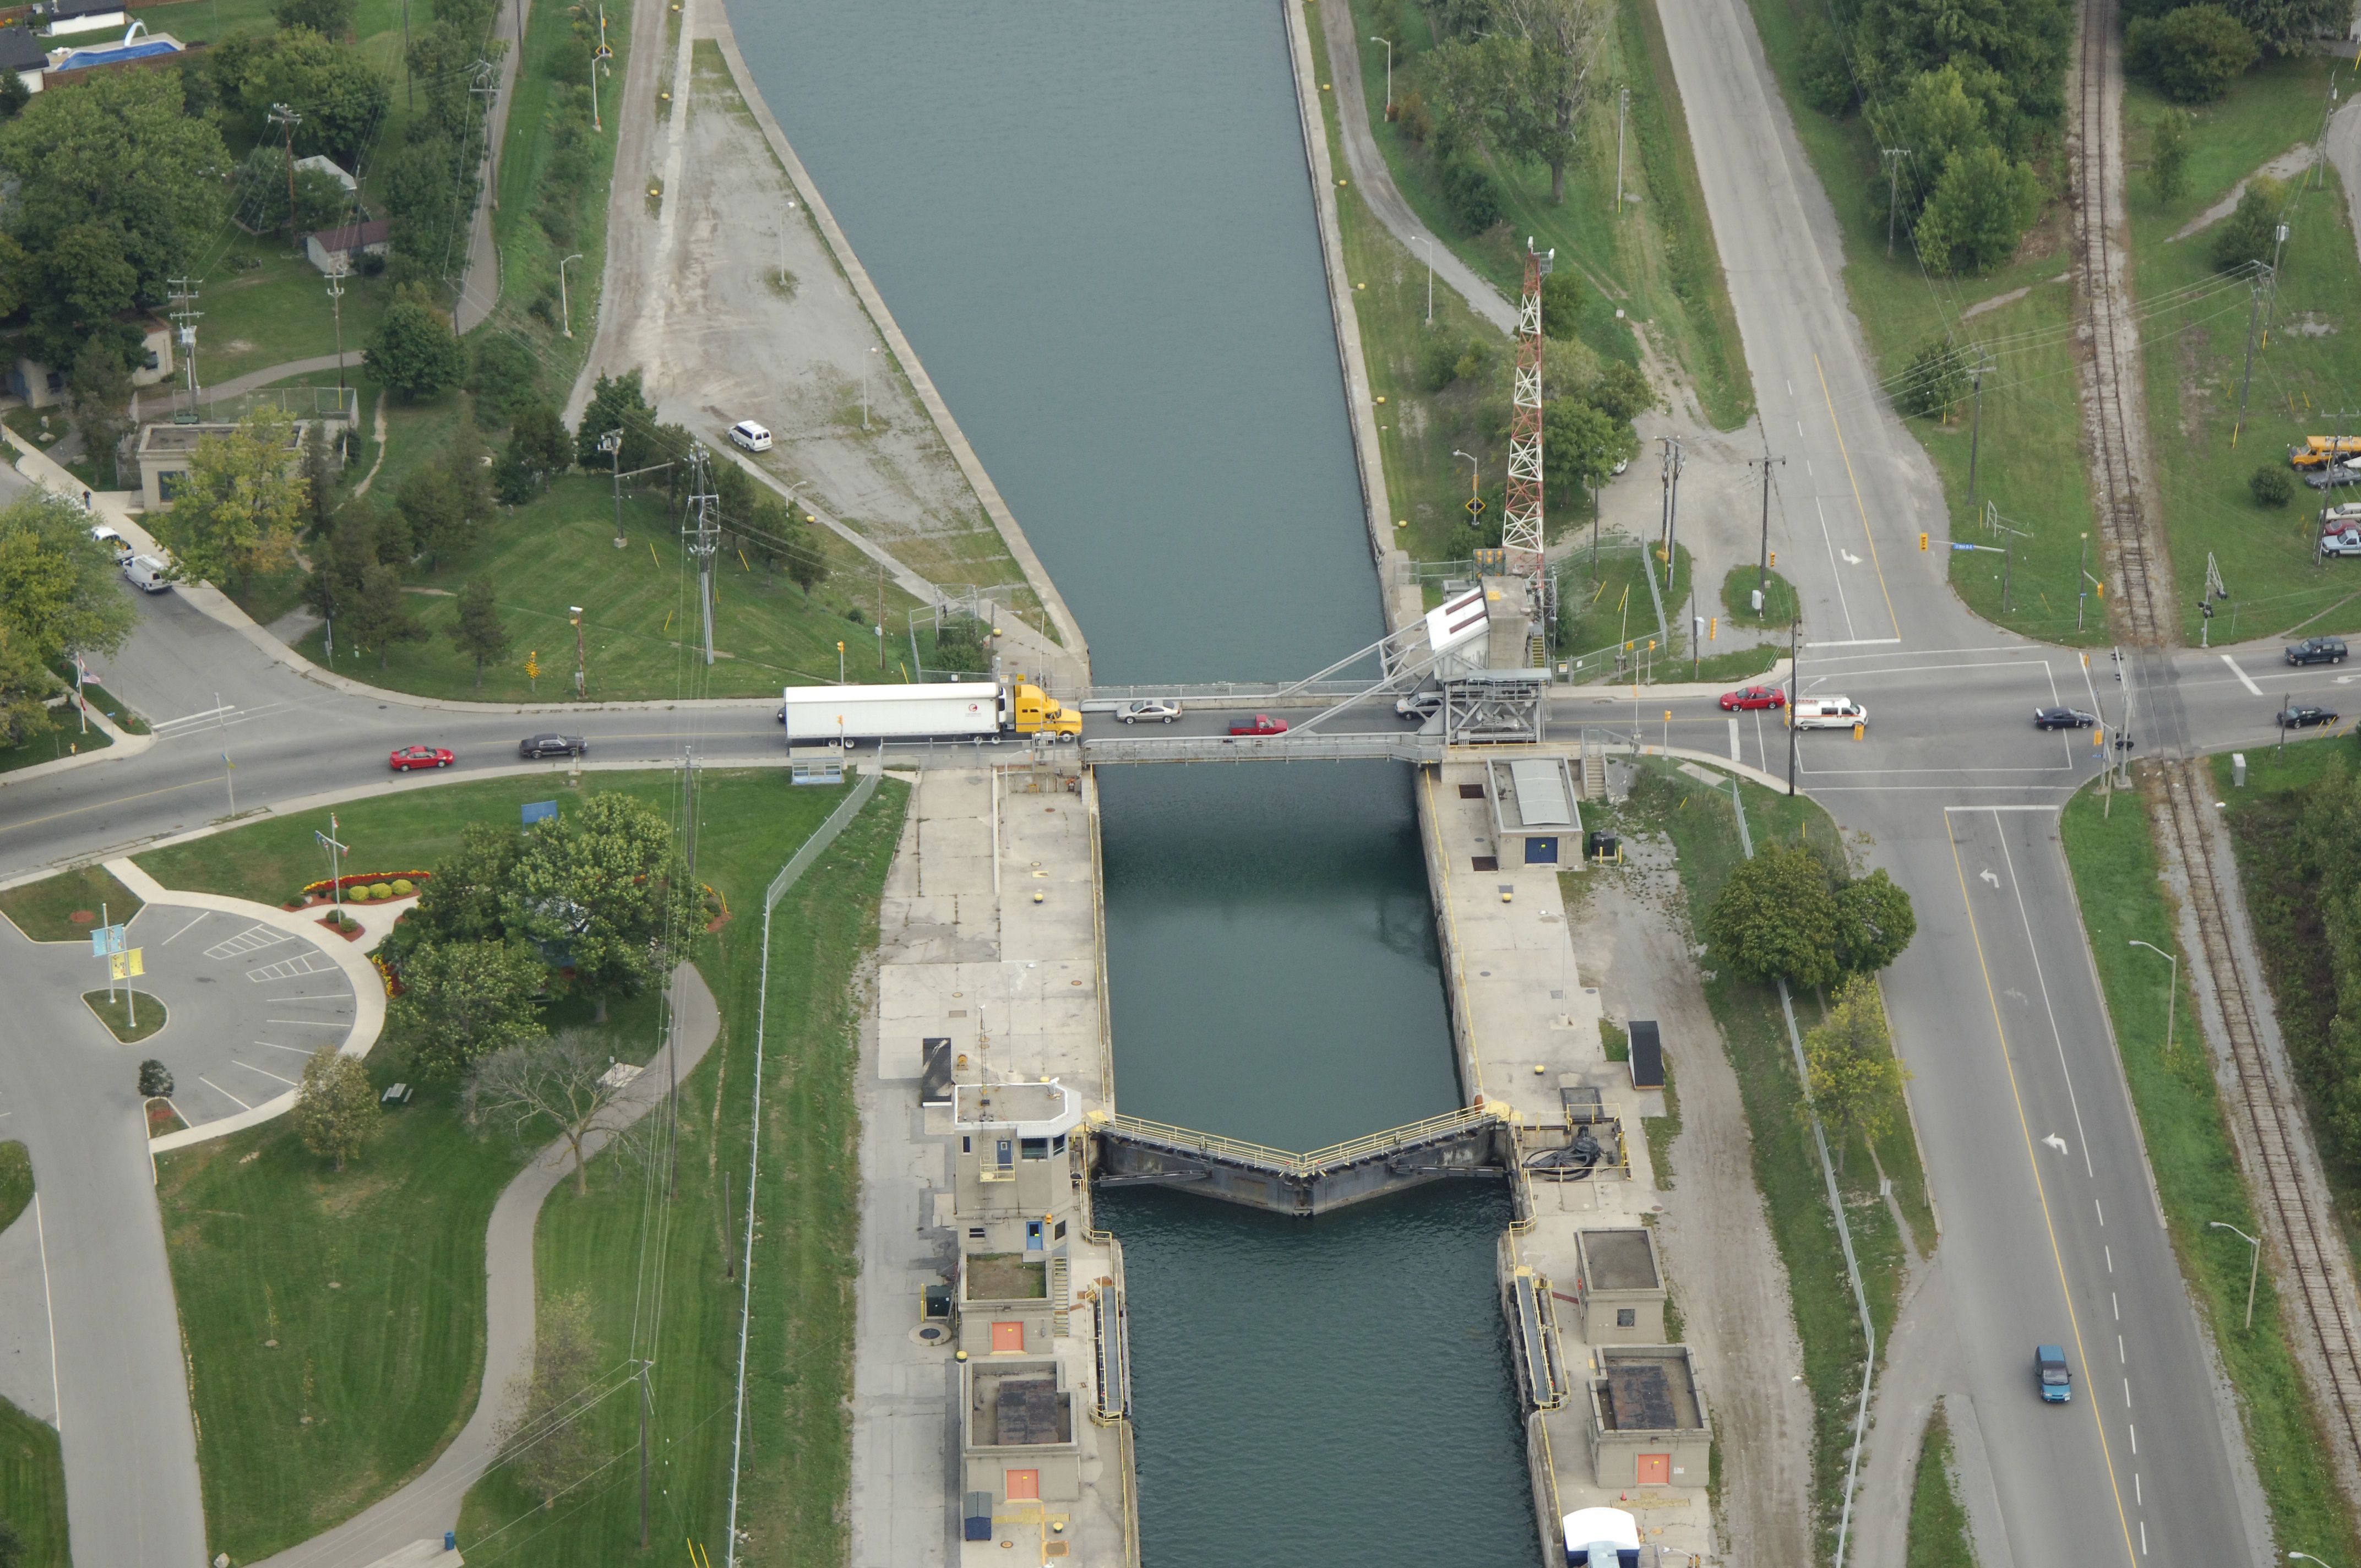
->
[1571,1228,1668,1344]
[2233,753,2247,788]
[1627,1020,1664,1090]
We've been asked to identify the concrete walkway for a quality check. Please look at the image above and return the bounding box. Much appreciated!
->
[454,0,532,334]
[253,960,720,1568]
[1312,0,1516,336]
[2323,100,2361,269]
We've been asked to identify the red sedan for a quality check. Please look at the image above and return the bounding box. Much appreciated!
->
[389,744,454,771]
[1227,714,1290,737]
[1719,685,1787,712]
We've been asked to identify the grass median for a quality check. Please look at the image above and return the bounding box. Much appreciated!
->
[148,767,875,1560]
[0,864,142,943]
[1905,1402,1974,1568]
[2061,765,2361,1564]
[0,1393,66,1568]
[1586,760,1930,1563]
[454,778,907,1562]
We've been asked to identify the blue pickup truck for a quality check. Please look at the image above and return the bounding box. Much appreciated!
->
[2036,1344,2073,1403]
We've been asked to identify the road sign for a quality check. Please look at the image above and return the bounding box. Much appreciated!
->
[110,948,144,980]
[1952,542,1974,552]
[522,800,558,826]
[88,924,126,957]
[1464,496,1487,518]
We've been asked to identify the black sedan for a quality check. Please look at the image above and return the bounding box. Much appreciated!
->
[2033,706,2097,729]
[2281,705,2340,729]
[518,733,589,758]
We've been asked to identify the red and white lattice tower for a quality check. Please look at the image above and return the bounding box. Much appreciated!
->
[1502,240,1553,594]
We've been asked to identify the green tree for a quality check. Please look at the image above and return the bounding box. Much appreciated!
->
[35,223,139,357]
[2211,177,2283,273]
[450,576,510,688]
[291,1045,378,1170]
[1875,66,1989,223]
[153,411,308,595]
[503,793,694,1008]
[1835,867,1917,972]
[2252,464,2295,506]
[1584,360,1656,423]
[388,938,546,1076]
[1705,843,1844,990]
[67,334,133,488]
[1895,334,1970,420]
[2217,0,2341,55]
[574,368,663,470]
[2149,108,2191,204]
[1543,398,1638,499]
[395,461,467,569]
[1803,976,1911,1171]
[273,0,357,37]
[1913,143,2042,274]
[505,399,572,487]
[404,823,522,948]
[341,558,427,667]
[300,420,338,537]
[233,145,350,235]
[1539,268,1586,339]
[0,70,230,320]
[138,1058,173,1097]
[0,492,135,678]
[378,132,473,279]
[470,334,540,426]
[2128,5,2258,101]
[365,293,466,400]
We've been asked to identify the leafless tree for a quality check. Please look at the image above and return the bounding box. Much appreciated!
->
[463,1031,643,1194]
[493,1288,601,1509]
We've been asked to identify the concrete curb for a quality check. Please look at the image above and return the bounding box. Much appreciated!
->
[104,857,389,1154]
[0,701,152,791]
[704,14,1092,673]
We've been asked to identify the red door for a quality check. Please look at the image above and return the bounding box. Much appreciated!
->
[1636,1453,1670,1486]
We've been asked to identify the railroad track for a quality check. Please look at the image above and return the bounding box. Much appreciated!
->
[2070,0,2361,1484]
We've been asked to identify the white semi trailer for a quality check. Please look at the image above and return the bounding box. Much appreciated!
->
[780,680,1081,745]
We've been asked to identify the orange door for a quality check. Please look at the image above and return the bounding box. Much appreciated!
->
[991,1321,1025,1353]
[1637,1453,1671,1486]
[1006,1468,1040,1501]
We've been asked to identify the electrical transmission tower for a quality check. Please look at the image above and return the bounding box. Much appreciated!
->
[167,278,202,419]
[1503,239,1553,618]
[683,445,720,667]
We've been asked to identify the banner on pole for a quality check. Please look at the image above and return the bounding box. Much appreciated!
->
[108,948,144,980]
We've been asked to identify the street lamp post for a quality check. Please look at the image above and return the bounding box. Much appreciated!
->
[2290,1553,2339,1566]
[1452,449,1479,529]
[2128,939,2178,1055]
[558,253,584,337]
[2210,1221,2262,1331]
[1418,236,1433,324]
[1367,35,1393,113]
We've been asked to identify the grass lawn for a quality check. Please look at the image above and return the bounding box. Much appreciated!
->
[1586,760,1931,1562]
[0,863,142,943]
[0,716,110,777]
[1340,0,1752,431]
[187,235,395,389]
[1723,564,1799,628]
[2125,58,2361,643]
[1739,0,2103,645]
[0,1141,28,1237]
[1905,1402,1975,1568]
[81,989,166,1043]
[0,1394,67,1568]
[275,471,922,703]
[454,778,909,1564]
[153,766,873,1561]
[2062,767,2361,1564]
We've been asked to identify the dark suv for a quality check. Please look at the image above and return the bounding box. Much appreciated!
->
[518,733,589,759]
[2286,637,2348,666]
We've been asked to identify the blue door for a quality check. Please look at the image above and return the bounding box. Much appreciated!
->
[1025,1219,1045,1252]
[1525,836,1559,864]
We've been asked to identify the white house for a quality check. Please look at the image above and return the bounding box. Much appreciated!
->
[301,219,389,276]
[293,155,359,195]
[0,24,46,93]
[42,0,126,37]
[10,316,175,409]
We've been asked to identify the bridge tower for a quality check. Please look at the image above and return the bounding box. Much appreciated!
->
[1502,241,1553,655]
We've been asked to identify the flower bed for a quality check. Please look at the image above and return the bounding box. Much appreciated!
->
[301,870,432,903]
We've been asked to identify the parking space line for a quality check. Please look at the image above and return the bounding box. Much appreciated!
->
[266,1019,351,1027]
[2221,654,2262,696]
[233,1060,299,1087]
[162,913,211,945]
[252,1041,314,1055]
[197,1076,252,1111]
[1727,717,1740,761]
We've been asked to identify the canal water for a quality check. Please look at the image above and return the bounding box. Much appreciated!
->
[731,1,1537,1559]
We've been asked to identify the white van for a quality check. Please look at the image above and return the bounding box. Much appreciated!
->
[727,420,772,453]
[122,554,172,593]
[1793,695,1867,731]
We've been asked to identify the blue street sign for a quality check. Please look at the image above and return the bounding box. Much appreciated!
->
[88,923,126,956]
[1951,542,1975,552]
[521,800,558,826]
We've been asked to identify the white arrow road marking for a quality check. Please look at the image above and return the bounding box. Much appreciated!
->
[2044,1134,2070,1156]
[2221,654,2263,696]
[1840,548,1864,565]
[1981,868,2001,888]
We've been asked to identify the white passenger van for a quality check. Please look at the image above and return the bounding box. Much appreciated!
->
[1792,695,1868,730]
[122,554,172,593]
[727,420,773,453]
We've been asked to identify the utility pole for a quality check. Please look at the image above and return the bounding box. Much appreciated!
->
[1614,87,1629,216]
[1418,237,1433,324]
[600,428,625,549]
[400,0,411,107]
[2077,532,2090,631]
[637,1358,652,1548]
[168,279,202,418]
[2265,223,2290,344]
[2233,265,2271,447]
[683,445,720,666]
[1659,435,1685,594]
[1754,454,1784,603]
[266,104,302,235]
[570,605,587,697]
[1880,148,1912,258]
[325,264,346,391]
[1787,613,1800,796]
[558,252,583,337]
[1966,350,1993,519]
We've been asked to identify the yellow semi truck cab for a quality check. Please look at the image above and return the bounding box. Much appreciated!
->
[1005,679,1083,738]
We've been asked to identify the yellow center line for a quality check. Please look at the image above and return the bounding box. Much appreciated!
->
[1815,351,1901,637]
[1945,812,2139,1567]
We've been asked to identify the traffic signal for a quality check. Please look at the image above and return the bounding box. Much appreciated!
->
[1709,617,1718,640]
[1919,532,1928,551]
[1768,552,1776,568]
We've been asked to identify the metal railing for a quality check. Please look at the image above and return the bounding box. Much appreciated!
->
[1081,678,1383,704]
[1082,731,1443,765]
[763,766,882,909]
[1103,1103,1500,1178]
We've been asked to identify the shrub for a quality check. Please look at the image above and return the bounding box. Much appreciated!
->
[2211,178,2284,274]
[369,881,394,900]
[1895,335,1970,420]
[391,878,415,896]
[2128,6,2258,102]
[2251,465,2295,506]
[1439,154,1503,233]
[1800,19,1857,114]
[1913,144,2042,275]
[347,884,374,901]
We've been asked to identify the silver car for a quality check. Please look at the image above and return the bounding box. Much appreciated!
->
[1118,699,1180,725]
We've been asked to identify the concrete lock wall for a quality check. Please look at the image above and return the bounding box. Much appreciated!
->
[958,1301,1056,1355]
[1089,1119,1511,1216]
[1588,1429,1711,1490]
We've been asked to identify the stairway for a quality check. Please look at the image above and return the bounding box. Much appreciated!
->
[1050,1255,1070,1337]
